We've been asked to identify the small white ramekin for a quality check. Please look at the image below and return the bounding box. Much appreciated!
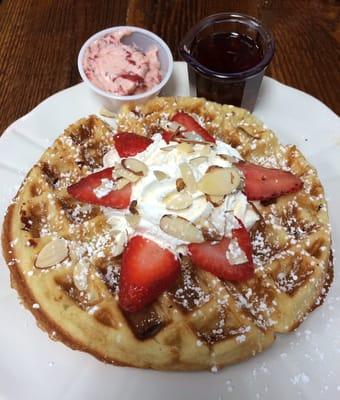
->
[78,26,174,111]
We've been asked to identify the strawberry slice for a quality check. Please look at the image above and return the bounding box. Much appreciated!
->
[119,236,180,312]
[67,167,131,209]
[114,132,153,158]
[236,161,303,201]
[171,112,216,143]
[161,130,176,144]
[188,224,254,282]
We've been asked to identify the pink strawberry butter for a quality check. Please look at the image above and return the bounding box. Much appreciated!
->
[83,29,162,96]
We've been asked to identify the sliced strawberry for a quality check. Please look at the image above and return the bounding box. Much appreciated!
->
[114,132,153,158]
[161,130,176,144]
[67,167,131,209]
[236,161,303,201]
[119,236,180,312]
[171,112,216,143]
[188,224,254,282]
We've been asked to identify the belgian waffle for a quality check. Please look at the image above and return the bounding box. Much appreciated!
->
[1,97,333,370]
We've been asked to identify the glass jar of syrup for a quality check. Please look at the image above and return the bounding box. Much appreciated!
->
[179,13,275,111]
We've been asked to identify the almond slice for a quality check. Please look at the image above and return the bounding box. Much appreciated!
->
[190,156,208,167]
[174,137,212,146]
[154,170,169,181]
[99,107,116,118]
[115,177,130,190]
[164,190,193,211]
[122,158,148,176]
[73,259,89,291]
[125,213,141,228]
[237,125,263,139]
[160,215,204,243]
[198,167,241,196]
[197,145,212,157]
[181,131,203,141]
[35,238,69,269]
[113,162,140,183]
[160,145,177,152]
[176,142,193,154]
[218,153,240,164]
[179,162,197,193]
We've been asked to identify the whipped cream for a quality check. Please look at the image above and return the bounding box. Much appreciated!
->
[94,178,116,198]
[102,133,259,255]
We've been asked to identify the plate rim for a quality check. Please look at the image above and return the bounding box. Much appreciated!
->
[0,72,339,400]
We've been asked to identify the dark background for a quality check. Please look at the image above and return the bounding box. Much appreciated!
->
[0,0,339,134]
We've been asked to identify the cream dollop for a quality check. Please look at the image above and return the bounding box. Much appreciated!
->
[103,133,259,254]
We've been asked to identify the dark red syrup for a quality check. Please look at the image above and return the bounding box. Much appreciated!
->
[191,32,265,110]
[193,32,263,74]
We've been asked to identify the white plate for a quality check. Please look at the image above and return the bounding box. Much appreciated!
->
[0,64,339,400]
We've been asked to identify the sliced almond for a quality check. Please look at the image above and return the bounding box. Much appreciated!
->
[160,215,204,243]
[174,137,212,146]
[237,125,263,139]
[164,190,193,211]
[176,142,193,154]
[181,131,203,141]
[122,158,148,176]
[35,238,69,269]
[73,259,89,291]
[176,178,186,191]
[160,145,177,152]
[206,194,225,207]
[99,107,116,118]
[115,177,130,190]
[154,170,169,181]
[125,213,141,228]
[113,162,140,183]
[229,168,242,187]
[198,167,241,196]
[218,153,240,164]
[197,144,212,157]
[179,162,197,193]
[190,156,208,168]
[206,165,222,173]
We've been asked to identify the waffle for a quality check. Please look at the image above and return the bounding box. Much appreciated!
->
[2,97,333,370]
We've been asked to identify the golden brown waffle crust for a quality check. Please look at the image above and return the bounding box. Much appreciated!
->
[1,97,333,370]
[2,203,129,367]
[2,205,333,369]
